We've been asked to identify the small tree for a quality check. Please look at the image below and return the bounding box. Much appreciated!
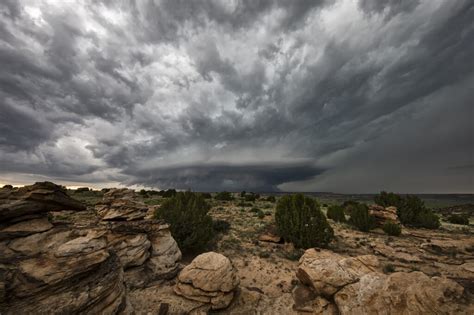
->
[397,195,440,229]
[326,205,346,222]
[214,191,234,201]
[348,203,375,232]
[382,222,402,236]
[155,192,214,253]
[374,191,402,207]
[447,214,469,225]
[275,194,334,248]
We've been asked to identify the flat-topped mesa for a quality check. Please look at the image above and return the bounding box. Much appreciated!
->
[95,188,148,221]
[0,182,86,223]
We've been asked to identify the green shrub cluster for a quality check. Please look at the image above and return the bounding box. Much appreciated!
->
[155,191,214,253]
[374,192,440,229]
[374,191,402,207]
[275,194,334,248]
[348,203,375,232]
[326,205,346,222]
[382,221,402,236]
[213,219,231,233]
[447,214,469,225]
[214,191,234,201]
[265,196,276,202]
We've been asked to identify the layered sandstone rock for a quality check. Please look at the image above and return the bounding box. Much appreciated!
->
[294,248,472,314]
[96,188,148,221]
[335,271,467,315]
[368,204,400,226]
[296,248,379,297]
[0,182,183,314]
[174,252,240,310]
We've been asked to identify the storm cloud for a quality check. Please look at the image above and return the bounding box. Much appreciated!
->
[0,0,472,192]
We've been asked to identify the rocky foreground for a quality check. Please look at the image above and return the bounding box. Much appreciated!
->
[1,182,473,314]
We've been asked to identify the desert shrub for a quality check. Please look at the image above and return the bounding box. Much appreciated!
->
[237,201,253,207]
[155,191,214,253]
[374,191,402,207]
[240,191,246,197]
[213,219,231,234]
[250,207,261,213]
[326,205,346,222]
[383,264,395,274]
[161,189,177,198]
[342,200,359,215]
[348,203,375,232]
[139,189,148,196]
[266,196,276,202]
[215,191,234,201]
[244,194,256,202]
[275,194,334,248]
[382,222,402,236]
[144,198,162,206]
[447,214,469,225]
[376,192,440,229]
[200,192,212,199]
[257,210,265,219]
[397,195,440,229]
[76,187,90,192]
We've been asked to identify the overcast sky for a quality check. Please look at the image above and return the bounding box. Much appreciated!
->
[0,0,473,193]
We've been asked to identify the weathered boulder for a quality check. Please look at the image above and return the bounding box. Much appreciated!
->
[368,204,400,226]
[96,189,148,221]
[296,248,379,297]
[174,252,240,310]
[334,271,467,315]
[0,182,85,222]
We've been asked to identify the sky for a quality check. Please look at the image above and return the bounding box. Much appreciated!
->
[0,0,473,193]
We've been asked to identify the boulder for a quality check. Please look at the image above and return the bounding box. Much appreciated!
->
[296,248,379,297]
[368,204,400,226]
[334,271,467,315]
[174,252,239,310]
[0,182,85,222]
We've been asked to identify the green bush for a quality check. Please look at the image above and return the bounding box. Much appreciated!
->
[342,200,359,215]
[382,222,402,236]
[155,192,214,253]
[213,219,231,233]
[244,194,256,202]
[200,192,212,199]
[214,191,234,201]
[375,192,440,229]
[326,205,346,222]
[397,195,440,229]
[161,189,177,198]
[447,214,469,225]
[256,209,265,219]
[265,196,276,202]
[275,194,334,248]
[348,203,375,232]
[374,191,402,207]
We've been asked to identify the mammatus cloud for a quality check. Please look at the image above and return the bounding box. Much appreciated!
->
[0,0,472,192]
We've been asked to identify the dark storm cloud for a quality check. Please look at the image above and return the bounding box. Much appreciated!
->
[0,0,472,192]
[126,162,326,192]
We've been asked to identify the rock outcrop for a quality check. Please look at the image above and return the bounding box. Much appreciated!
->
[95,188,148,221]
[296,248,379,297]
[0,182,183,314]
[0,183,130,314]
[368,204,400,226]
[335,271,467,315]
[294,248,472,314]
[174,252,240,310]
